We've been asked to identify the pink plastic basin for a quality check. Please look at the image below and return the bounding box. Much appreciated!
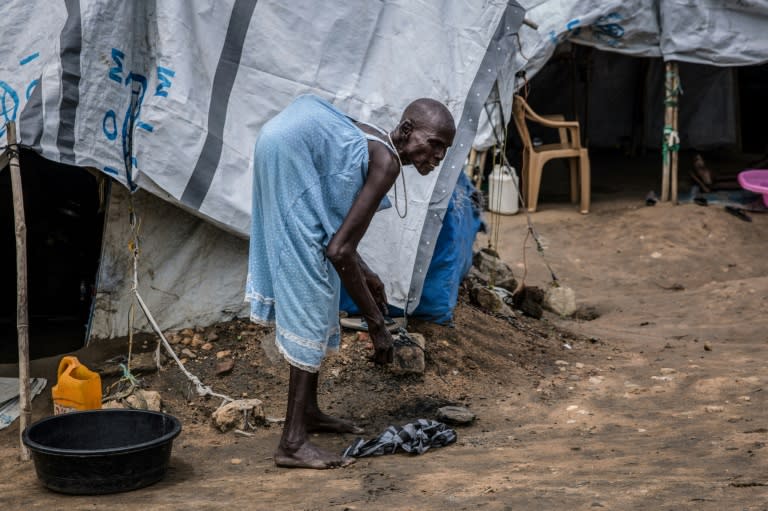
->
[738,169,768,207]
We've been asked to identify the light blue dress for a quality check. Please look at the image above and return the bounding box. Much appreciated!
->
[245,94,393,372]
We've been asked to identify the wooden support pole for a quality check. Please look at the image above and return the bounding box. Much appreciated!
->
[661,61,673,202]
[466,147,478,181]
[670,62,680,204]
[7,121,31,461]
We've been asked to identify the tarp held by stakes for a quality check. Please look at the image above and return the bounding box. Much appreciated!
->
[0,1,525,337]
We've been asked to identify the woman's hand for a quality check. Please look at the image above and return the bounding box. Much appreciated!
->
[367,319,394,365]
[363,270,389,316]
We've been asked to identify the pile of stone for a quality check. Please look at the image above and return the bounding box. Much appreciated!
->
[165,326,236,376]
[465,248,577,319]
[103,389,163,411]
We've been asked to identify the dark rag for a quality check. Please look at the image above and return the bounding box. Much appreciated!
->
[342,419,457,458]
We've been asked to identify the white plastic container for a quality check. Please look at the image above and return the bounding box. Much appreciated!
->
[488,164,519,215]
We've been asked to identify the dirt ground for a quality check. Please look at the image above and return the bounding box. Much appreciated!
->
[1,181,767,509]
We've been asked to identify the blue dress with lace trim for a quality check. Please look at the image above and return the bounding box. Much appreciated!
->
[245,94,391,372]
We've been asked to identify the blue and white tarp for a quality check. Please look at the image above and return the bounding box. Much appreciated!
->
[474,0,768,150]
[0,1,525,336]
[341,171,483,324]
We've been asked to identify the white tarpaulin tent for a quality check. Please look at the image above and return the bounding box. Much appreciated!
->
[0,0,526,339]
[474,0,768,151]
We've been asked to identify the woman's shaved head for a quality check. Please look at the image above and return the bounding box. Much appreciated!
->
[401,98,455,134]
[392,99,456,175]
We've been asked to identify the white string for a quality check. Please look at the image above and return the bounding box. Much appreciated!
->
[128,197,234,406]
[387,132,407,219]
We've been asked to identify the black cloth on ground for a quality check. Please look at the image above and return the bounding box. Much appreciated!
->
[342,419,457,458]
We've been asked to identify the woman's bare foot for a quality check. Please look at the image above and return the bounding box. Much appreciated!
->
[274,441,355,469]
[306,411,365,434]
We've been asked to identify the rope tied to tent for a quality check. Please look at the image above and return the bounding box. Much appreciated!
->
[664,68,683,106]
[662,65,682,166]
[125,195,234,406]
[102,363,140,404]
[528,222,559,284]
[484,83,559,293]
[126,201,142,374]
[662,125,680,166]
[3,142,20,161]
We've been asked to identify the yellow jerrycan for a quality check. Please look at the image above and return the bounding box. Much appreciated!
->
[51,356,103,415]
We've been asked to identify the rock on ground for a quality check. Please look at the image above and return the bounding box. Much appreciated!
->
[212,398,265,432]
[473,248,515,283]
[471,284,515,316]
[102,389,162,411]
[543,285,577,317]
[436,405,476,424]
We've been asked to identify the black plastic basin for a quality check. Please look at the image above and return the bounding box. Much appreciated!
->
[22,409,182,494]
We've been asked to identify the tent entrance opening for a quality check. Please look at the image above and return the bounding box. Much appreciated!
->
[0,150,105,363]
